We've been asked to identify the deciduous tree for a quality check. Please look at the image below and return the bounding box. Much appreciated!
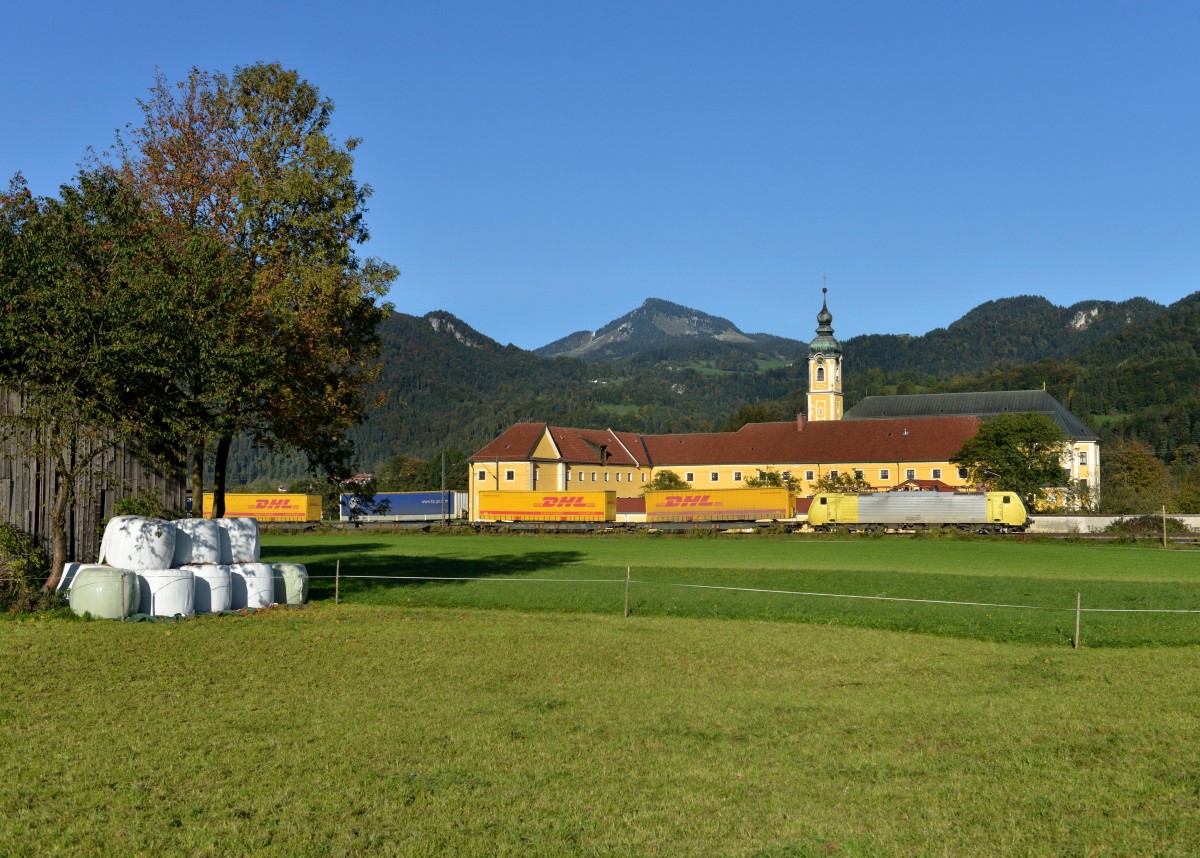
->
[0,170,189,585]
[113,63,397,515]
[951,413,1070,506]
[643,470,690,493]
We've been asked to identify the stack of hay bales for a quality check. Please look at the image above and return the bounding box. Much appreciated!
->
[60,515,308,619]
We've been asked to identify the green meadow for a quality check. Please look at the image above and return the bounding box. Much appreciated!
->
[3,533,1199,855]
[271,531,1200,648]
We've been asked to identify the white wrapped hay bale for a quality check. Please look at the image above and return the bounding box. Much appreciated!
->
[137,568,195,617]
[185,564,233,613]
[271,563,309,606]
[230,562,274,610]
[99,516,176,571]
[215,518,260,564]
[67,566,139,619]
[172,519,223,566]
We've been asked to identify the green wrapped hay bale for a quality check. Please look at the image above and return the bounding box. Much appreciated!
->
[271,563,309,605]
[69,566,139,620]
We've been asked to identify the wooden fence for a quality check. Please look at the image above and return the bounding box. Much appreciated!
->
[0,394,186,565]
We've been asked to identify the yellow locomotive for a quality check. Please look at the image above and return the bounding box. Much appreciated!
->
[808,491,1030,533]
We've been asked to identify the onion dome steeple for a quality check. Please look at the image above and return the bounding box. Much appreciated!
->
[809,287,841,356]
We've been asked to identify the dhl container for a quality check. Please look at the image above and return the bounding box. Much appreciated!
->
[476,490,616,522]
[644,488,794,522]
[202,493,323,522]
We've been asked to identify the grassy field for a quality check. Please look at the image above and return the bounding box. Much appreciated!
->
[3,602,1199,855]
[3,533,1198,854]
[263,532,1200,647]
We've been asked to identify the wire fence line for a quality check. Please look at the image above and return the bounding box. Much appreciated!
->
[308,574,1200,615]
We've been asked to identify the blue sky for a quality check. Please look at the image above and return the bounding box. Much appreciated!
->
[4,1,1197,349]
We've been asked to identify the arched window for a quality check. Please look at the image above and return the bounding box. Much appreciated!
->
[816,366,825,383]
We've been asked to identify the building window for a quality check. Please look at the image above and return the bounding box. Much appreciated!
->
[1079,451,1088,466]
[879,469,890,481]
[931,468,942,480]
[958,468,969,480]
[505,470,515,482]
[616,473,622,482]
[733,471,743,482]
[710,472,719,482]
[905,469,915,481]
[685,472,694,482]
[642,473,647,482]
[816,366,825,383]
[565,471,571,482]
[853,469,864,480]
[829,469,839,478]
[604,472,610,482]
[805,470,815,482]
[477,469,487,481]
[592,472,597,482]
[781,471,790,480]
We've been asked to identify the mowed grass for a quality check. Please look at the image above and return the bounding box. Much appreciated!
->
[3,603,1200,856]
[263,532,1200,647]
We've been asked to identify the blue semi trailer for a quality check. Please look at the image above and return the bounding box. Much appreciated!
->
[339,491,468,523]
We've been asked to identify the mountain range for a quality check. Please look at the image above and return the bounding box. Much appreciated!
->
[226,292,1199,483]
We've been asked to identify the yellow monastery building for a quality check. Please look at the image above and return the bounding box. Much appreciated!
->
[469,290,1099,512]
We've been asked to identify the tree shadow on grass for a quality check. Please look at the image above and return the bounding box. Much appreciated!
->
[259,549,588,601]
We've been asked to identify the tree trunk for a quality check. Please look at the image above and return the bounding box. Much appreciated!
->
[213,434,232,518]
[42,471,71,592]
[191,438,205,518]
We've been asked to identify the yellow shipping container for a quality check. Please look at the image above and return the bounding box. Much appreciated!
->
[644,488,794,522]
[202,493,323,522]
[476,491,615,522]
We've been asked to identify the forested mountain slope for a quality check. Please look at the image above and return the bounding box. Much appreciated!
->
[225,292,1194,483]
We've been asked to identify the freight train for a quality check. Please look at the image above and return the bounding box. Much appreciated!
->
[807,491,1030,533]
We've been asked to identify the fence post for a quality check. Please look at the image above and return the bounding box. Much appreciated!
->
[1073,592,1081,649]
[335,559,340,606]
[624,565,631,619]
[1163,505,1168,548]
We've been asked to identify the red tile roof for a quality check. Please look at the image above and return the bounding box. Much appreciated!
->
[644,417,981,465]
[472,416,981,467]
[616,496,646,514]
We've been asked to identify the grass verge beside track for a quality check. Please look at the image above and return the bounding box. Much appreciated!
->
[2,604,1198,855]
[262,532,1200,647]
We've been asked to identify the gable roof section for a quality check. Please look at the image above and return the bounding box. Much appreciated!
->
[472,425,649,465]
[844,390,1098,441]
[469,423,547,461]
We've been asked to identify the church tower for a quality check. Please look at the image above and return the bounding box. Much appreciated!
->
[807,286,843,421]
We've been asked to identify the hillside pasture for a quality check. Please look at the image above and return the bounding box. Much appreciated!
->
[264,532,1200,647]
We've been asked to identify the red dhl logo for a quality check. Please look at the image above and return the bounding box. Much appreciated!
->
[661,494,720,508]
[253,499,301,510]
[532,496,595,508]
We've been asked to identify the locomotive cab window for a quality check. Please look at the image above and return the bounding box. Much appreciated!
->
[819,497,827,505]
[1003,495,1011,503]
